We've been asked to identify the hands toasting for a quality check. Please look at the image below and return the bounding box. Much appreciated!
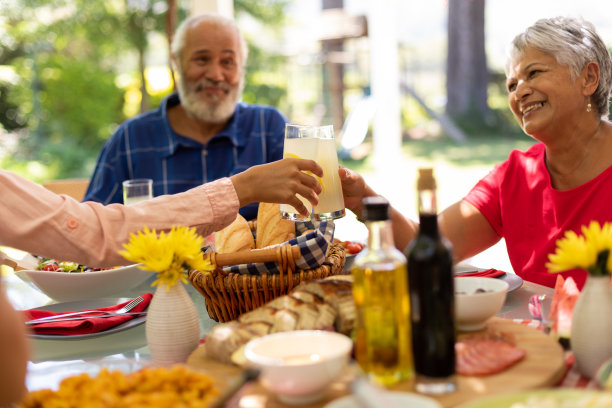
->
[230,158,323,218]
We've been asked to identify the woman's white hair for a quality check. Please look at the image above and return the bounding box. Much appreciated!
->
[170,13,248,71]
[507,16,612,118]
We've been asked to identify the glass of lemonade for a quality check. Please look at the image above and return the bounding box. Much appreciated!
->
[312,125,345,221]
[280,124,319,221]
[122,178,153,205]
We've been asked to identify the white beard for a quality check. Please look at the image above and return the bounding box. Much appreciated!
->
[177,73,245,124]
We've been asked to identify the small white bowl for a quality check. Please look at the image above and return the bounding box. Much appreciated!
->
[244,330,352,405]
[455,277,509,331]
[15,264,154,302]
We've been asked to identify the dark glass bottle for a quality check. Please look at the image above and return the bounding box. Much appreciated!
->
[351,196,413,386]
[405,168,456,394]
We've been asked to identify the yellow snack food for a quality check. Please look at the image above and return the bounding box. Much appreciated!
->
[20,365,218,408]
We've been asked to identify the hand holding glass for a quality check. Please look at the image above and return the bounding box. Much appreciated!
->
[122,179,153,205]
[280,124,345,221]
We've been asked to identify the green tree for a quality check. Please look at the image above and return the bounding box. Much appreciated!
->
[235,0,290,110]
[1,1,129,178]
[0,0,291,180]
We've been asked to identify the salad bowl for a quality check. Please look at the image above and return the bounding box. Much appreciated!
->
[15,263,154,302]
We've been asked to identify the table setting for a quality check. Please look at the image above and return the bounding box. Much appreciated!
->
[2,131,611,407]
[4,232,611,407]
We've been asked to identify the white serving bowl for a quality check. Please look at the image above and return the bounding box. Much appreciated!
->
[15,264,155,302]
[244,330,352,405]
[455,277,509,331]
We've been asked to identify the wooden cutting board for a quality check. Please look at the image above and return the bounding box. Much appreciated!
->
[187,318,566,408]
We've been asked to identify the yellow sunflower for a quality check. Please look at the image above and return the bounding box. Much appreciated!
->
[547,221,612,276]
[119,226,216,289]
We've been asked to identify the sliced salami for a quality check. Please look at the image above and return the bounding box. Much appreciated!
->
[456,336,526,376]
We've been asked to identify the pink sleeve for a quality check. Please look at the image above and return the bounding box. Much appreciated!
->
[0,170,239,267]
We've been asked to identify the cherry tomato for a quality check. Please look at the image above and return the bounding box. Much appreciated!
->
[346,243,362,254]
[42,263,60,271]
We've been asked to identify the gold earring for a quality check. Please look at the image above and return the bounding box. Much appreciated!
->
[587,103,592,113]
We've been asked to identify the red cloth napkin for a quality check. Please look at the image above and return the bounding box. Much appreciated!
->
[456,268,506,278]
[23,293,153,335]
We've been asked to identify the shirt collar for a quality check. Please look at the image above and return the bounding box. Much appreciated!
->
[160,93,246,157]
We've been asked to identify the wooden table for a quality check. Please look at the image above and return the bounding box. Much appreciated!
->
[187,317,565,408]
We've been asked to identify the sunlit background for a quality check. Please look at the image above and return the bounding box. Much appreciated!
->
[2,0,611,270]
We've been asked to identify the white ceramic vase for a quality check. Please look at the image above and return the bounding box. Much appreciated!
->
[146,281,201,365]
[570,275,612,379]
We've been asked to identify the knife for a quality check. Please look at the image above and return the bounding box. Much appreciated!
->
[25,312,147,325]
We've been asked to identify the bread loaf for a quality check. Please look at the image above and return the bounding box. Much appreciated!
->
[204,276,354,365]
[214,214,255,253]
[255,202,296,248]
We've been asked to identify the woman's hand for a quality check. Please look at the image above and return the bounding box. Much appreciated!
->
[338,166,377,219]
[230,158,323,217]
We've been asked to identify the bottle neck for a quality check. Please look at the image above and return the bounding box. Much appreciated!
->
[366,220,395,250]
[418,188,439,238]
[418,188,437,215]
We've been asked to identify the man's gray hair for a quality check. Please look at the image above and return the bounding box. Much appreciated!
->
[507,16,612,118]
[171,13,248,71]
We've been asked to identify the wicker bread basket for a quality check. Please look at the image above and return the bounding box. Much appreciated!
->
[188,221,346,322]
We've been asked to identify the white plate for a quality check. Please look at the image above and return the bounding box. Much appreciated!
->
[15,264,154,302]
[325,391,442,408]
[28,298,146,340]
[455,389,612,408]
[454,266,523,293]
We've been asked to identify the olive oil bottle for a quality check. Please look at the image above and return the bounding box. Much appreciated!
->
[351,196,413,386]
[405,168,456,394]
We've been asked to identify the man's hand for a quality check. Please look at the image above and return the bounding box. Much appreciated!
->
[338,166,376,219]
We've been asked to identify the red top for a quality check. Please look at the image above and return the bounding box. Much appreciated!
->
[464,143,612,289]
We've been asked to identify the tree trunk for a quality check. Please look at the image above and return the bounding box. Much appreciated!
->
[322,0,345,132]
[138,46,148,114]
[166,0,177,91]
[446,0,488,119]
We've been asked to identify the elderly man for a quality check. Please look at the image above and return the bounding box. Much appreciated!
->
[84,13,287,219]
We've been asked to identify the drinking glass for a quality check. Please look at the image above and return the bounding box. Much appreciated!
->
[280,124,319,221]
[528,294,555,334]
[122,178,153,205]
[312,125,345,221]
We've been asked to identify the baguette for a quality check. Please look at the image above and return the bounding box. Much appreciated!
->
[204,277,354,365]
[214,214,255,253]
[255,202,296,248]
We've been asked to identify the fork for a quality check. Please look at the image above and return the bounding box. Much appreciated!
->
[25,312,147,325]
[25,296,145,324]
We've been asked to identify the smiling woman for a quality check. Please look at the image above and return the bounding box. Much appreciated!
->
[338,16,612,291]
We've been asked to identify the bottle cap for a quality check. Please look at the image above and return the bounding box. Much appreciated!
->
[362,196,390,221]
[417,167,436,190]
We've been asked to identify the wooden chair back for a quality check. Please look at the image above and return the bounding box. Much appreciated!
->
[42,179,90,201]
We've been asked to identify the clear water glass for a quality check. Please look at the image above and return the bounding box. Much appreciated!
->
[122,178,153,205]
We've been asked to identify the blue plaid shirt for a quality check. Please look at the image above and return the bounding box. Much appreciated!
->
[84,93,287,219]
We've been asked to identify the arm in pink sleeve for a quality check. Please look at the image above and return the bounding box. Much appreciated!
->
[0,170,239,267]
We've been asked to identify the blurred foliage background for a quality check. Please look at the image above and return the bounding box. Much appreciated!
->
[0,0,528,183]
[0,0,294,181]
